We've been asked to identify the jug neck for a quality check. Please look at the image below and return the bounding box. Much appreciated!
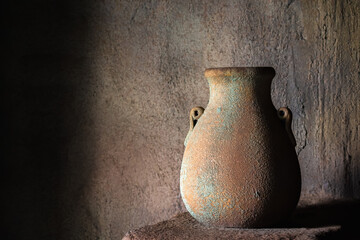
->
[205,67,275,107]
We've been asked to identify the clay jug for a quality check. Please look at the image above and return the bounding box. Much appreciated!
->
[180,67,301,228]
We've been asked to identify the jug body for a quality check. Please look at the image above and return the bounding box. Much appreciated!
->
[180,67,301,227]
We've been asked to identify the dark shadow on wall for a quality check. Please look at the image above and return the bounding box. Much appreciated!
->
[1,1,96,239]
[287,200,360,239]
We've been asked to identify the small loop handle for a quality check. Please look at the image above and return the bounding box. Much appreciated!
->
[277,107,296,147]
[184,107,204,146]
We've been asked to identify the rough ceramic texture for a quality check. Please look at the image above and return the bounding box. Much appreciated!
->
[181,67,301,227]
[2,0,360,239]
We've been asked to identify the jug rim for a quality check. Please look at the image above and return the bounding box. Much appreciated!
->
[204,67,275,78]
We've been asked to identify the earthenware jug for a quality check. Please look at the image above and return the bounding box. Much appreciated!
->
[180,67,301,228]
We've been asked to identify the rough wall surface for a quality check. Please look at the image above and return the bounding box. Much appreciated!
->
[2,0,359,239]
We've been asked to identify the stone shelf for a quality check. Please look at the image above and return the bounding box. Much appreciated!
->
[123,200,359,240]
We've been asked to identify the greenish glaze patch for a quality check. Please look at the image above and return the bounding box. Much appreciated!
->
[230,75,240,82]
[195,164,221,222]
[180,157,189,186]
[210,76,251,137]
[184,130,191,146]
[180,155,193,216]
[189,161,245,224]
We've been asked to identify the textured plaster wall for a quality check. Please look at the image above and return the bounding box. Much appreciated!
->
[2,0,360,239]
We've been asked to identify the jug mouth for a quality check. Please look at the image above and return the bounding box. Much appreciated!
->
[204,67,275,78]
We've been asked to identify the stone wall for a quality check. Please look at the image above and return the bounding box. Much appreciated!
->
[3,0,359,239]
